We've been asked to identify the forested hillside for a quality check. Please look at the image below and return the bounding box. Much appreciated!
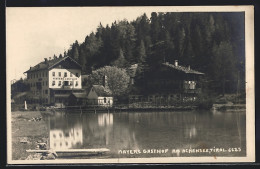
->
[62,12,245,94]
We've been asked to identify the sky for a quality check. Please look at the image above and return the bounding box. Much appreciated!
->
[6,7,157,81]
[6,6,250,81]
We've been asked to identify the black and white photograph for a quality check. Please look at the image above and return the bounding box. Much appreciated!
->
[6,6,255,164]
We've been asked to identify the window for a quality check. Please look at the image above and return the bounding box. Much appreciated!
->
[42,72,44,77]
[64,81,69,86]
[131,78,134,85]
[39,73,41,77]
[69,81,73,86]
[45,90,48,94]
[46,81,48,86]
[75,81,78,86]
[65,132,70,137]
[33,74,35,78]
[104,97,106,103]
[76,73,79,77]
[58,81,61,86]
[52,72,55,76]
[64,72,67,77]
[70,73,72,77]
[46,72,48,77]
[42,81,44,86]
[52,81,55,86]
[36,74,38,78]
[59,72,61,77]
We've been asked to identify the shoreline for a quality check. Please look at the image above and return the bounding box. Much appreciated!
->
[11,111,49,160]
[10,107,246,160]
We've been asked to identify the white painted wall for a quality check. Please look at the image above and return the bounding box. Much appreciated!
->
[87,87,113,107]
[48,68,82,89]
[97,96,113,107]
[27,68,81,104]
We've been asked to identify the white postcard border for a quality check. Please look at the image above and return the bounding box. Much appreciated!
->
[6,5,255,164]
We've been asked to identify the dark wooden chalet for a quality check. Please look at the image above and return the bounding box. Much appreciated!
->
[129,60,204,104]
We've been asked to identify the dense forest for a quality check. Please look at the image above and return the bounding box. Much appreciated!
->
[62,12,245,94]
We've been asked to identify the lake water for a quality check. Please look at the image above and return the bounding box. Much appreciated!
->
[44,110,246,158]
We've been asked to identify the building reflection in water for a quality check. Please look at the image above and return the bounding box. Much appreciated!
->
[186,125,197,139]
[98,113,113,145]
[46,110,245,157]
[98,113,113,126]
[49,124,83,150]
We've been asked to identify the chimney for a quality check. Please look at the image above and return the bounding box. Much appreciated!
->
[174,60,178,66]
[44,58,47,63]
[103,75,108,88]
[188,65,190,70]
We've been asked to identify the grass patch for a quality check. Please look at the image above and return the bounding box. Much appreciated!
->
[11,111,49,160]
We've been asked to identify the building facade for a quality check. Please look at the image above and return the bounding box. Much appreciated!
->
[87,85,113,107]
[24,56,82,106]
[129,60,204,105]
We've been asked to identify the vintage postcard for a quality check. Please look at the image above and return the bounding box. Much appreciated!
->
[6,6,255,164]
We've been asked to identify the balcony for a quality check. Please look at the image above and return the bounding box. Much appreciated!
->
[63,85,74,89]
[183,88,202,94]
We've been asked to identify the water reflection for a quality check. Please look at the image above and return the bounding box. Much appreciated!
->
[49,114,83,150]
[50,126,83,150]
[47,111,246,157]
[98,113,113,126]
[185,125,197,139]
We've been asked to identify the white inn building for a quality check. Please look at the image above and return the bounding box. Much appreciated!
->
[24,56,83,107]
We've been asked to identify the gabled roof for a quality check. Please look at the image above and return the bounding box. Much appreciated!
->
[91,85,112,97]
[162,62,204,75]
[70,93,88,99]
[127,64,138,78]
[24,56,81,73]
